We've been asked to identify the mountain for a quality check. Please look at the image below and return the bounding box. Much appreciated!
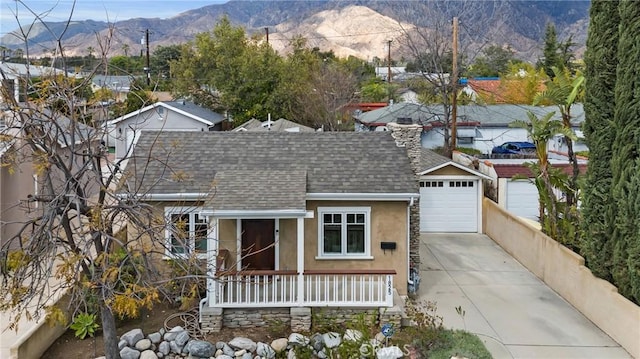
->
[0,0,590,62]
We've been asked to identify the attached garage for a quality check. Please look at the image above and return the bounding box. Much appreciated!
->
[417,149,491,233]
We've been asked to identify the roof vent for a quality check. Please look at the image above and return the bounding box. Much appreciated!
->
[396,117,413,125]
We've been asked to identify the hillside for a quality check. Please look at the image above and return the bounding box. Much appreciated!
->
[0,0,590,62]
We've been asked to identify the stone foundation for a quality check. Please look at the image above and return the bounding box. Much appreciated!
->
[223,308,290,329]
[200,305,406,333]
[290,307,312,332]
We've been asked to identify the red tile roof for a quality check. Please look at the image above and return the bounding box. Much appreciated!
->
[494,163,587,178]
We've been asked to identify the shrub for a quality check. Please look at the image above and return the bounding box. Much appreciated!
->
[70,312,100,339]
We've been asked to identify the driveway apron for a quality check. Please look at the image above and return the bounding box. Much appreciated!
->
[418,233,631,359]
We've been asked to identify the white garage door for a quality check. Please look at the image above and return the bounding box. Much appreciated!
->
[506,180,539,221]
[420,179,478,232]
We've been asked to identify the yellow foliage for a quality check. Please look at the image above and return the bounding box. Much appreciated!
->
[102,266,120,284]
[5,250,30,271]
[45,305,68,327]
[55,253,82,282]
[108,284,159,319]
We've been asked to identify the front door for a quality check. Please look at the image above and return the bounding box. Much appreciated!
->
[241,219,275,270]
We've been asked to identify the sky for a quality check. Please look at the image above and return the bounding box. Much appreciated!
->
[0,0,227,35]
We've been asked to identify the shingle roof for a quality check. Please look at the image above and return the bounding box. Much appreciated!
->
[208,170,307,211]
[493,163,588,178]
[419,149,451,172]
[163,100,225,125]
[356,103,584,127]
[128,131,418,201]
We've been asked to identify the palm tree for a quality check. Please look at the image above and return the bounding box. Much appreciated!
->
[533,66,585,206]
[511,111,577,242]
[121,43,130,57]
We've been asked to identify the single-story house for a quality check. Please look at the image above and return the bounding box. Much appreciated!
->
[107,100,227,159]
[128,130,422,331]
[355,102,586,155]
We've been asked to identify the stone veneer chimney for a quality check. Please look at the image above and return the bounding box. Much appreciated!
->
[387,122,422,290]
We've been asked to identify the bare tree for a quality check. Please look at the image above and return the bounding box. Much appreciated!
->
[393,2,503,156]
[0,3,202,358]
[292,61,360,131]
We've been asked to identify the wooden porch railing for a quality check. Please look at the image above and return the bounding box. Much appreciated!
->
[210,269,395,308]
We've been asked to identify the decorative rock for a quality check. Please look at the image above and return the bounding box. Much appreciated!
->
[175,331,190,347]
[169,340,182,354]
[135,339,152,351]
[228,337,257,352]
[343,329,363,342]
[376,345,404,359]
[121,328,145,347]
[256,342,275,359]
[317,348,327,359]
[287,349,297,359]
[185,340,216,358]
[310,333,324,351]
[158,341,170,355]
[148,332,162,344]
[216,342,226,350]
[163,326,185,341]
[140,350,158,359]
[217,355,233,359]
[270,338,288,353]
[222,343,235,356]
[322,332,341,349]
[288,333,309,346]
[241,353,253,359]
[375,332,386,343]
[118,339,128,350]
[120,346,141,359]
[234,349,247,357]
[215,349,223,357]
[157,353,163,359]
[159,328,166,336]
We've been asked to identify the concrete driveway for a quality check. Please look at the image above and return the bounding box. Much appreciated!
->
[418,233,631,359]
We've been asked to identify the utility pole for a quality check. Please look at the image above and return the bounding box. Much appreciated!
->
[142,29,151,86]
[450,17,459,155]
[387,39,393,83]
[265,27,269,44]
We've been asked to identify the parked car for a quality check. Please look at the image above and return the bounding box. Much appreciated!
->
[491,141,536,154]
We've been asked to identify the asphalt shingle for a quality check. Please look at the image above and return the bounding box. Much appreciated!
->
[208,169,307,211]
[129,131,419,203]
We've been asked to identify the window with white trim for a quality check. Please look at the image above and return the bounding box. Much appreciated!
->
[318,207,371,258]
[165,207,207,257]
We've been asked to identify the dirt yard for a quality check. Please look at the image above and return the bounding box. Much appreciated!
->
[42,302,279,359]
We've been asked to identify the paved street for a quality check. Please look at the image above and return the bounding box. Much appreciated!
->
[418,233,631,359]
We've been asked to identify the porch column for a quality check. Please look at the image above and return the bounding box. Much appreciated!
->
[296,217,304,306]
[207,217,219,307]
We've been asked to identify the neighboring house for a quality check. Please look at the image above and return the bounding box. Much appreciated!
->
[0,62,68,103]
[128,130,423,331]
[454,152,587,221]
[107,100,226,159]
[0,106,99,245]
[91,75,133,101]
[233,118,315,132]
[355,102,586,155]
[375,66,407,82]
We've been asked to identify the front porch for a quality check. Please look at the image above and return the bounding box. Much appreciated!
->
[209,269,395,308]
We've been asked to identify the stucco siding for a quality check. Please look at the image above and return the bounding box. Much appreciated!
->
[114,110,209,159]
